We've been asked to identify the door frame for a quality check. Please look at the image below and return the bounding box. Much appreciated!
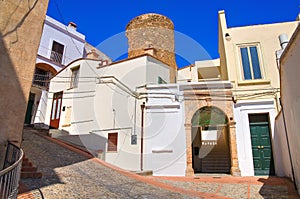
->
[50,91,63,129]
[248,113,275,176]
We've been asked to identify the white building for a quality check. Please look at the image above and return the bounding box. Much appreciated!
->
[275,24,300,194]
[25,16,110,128]
[45,55,188,175]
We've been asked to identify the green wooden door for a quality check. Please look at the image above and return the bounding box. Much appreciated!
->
[250,120,274,175]
[24,93,35,124]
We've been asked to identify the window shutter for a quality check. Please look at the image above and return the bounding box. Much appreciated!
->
[107,133,118,152]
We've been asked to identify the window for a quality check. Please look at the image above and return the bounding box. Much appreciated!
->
[33,68,51,88]
[239,45,262,80]
[107,133,118,152]
[50,41,64,64]
[70,67,79,88]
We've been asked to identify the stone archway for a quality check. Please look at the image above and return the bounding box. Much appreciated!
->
[182,88,240,176]
[191,106,230,173]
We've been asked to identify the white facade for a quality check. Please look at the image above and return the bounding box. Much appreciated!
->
[30,16,111,127]
[144,85,186,176]
[275,25,300,194]
[45,55,189,175]
[234,99,276,176]
[178,58,220,83]
[36,16,86,71]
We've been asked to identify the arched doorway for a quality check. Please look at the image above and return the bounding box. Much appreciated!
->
[33,63,57,88]
[191,106,231,173]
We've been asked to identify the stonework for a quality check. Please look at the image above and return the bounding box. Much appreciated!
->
[126,13,177,83]
[183,88,240,176]
[0,0,49,163]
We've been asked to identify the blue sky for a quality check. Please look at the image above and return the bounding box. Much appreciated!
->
[47,0,299,68]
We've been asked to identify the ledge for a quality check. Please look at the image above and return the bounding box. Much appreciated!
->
[237,79,271,86]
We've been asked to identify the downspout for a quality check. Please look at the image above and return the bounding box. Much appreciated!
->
[140,102,145,171]
[280,100,297,191]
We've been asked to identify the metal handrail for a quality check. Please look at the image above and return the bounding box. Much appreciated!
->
[0,142,24,199]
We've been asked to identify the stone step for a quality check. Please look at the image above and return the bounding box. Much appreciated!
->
[21,154,42,179]
[21,172,42,179]
[21,166,37,172]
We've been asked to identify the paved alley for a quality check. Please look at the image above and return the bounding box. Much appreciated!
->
[18,128,299,199]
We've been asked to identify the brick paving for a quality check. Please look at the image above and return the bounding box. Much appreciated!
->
[18,128,300,199]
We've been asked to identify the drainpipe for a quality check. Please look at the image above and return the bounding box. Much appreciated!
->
[280,98,297,191]
[140,102,145,171]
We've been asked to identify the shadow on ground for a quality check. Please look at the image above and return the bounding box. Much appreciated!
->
[258,177,300,198]
[20,127,107,192]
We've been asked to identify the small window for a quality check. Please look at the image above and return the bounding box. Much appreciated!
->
[50,41,64,64]
[239,45,262,80]
[107,133,118,152]
[70,67,79,88]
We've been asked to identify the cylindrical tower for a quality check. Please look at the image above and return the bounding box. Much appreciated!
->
[126,13,177,82]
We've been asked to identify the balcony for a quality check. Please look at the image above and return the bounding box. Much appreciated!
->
[0,142,24,199]
[37,45,65,66]
[50,51,63,64]
[32,69,52,90]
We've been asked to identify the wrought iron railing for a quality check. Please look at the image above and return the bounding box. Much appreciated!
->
[37,45,65,65]
[50,51,63,64]
[0,142,24,199]
[32,73,51,89]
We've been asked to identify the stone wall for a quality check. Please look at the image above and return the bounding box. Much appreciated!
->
[183,89,240,176]
[126,13,177,82]
[0,0,49,163]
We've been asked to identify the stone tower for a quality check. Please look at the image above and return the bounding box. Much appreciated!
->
[126,13,177,83]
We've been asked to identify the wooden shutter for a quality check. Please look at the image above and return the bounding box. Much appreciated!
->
[107,133,118,152]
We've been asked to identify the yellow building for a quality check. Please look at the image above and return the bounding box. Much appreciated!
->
[179,10,299,177]
[219,10,299,176]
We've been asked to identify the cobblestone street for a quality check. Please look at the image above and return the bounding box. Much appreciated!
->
[18,128,299,199]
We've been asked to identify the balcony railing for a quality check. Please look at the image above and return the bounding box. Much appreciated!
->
[50,51,63,64]
[32,73,51,90]
[0,142,24,199]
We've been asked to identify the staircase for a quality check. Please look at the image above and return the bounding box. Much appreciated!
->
[201,147,230,173]
[21,155,42,179]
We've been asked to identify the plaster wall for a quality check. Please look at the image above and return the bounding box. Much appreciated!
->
[37,16,85,69]
[218,10,299,103]
[233,100,276,176]
[0,0,48,163]
[279,27,300,194]
[47,55,171,171]
[144,85,186,176]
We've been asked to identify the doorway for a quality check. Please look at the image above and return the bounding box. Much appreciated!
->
[192,106,231,173]
[249,113,275,175]
[24,92,35,124]
[50,91,63,129]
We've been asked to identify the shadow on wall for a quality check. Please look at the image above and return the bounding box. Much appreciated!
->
[0,0,45,165]
[0,31,26,165]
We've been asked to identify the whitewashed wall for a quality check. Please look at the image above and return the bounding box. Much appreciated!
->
[144,85,186,176]
[233,99,276,176]
[37,16,86,70]
[47,55,175,172]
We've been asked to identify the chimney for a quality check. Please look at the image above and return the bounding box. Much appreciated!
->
[86,48,99,59]
[68,22,77,30]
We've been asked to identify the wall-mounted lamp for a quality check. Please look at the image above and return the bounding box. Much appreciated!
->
[225,33,231,41]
